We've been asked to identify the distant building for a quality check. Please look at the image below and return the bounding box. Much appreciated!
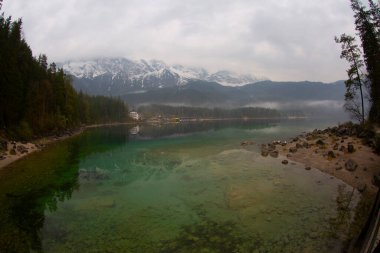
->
[129,111,140,121]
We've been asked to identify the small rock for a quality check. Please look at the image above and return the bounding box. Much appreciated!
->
[305,166,311,170]
[296,143,303,149]
[16,145,28,154]
[261,149,269,157]
[0,139,7,151]
[339,146,347,152]
[282,160,288,165]
[289,147,298,153]
[241,140,253,146]
[267,143,276,151]
[303,141,310,148]
[269,150,279,158]
[335,166,343,170]
[372,173,380,187]
[357,184,367,193]
[0,155,6,160]
[316,139,325,146]
[333,143,339,150]
[327,151,336,159]
[347,143,355,153]
[286,154,292,158]
[10,149,16,155]
[345,159,358,171]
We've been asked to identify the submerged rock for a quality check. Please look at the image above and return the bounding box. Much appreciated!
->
[282,160,289,165]
[241,140,254,146]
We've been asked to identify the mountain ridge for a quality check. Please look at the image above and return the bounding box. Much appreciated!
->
[59,57,265,96]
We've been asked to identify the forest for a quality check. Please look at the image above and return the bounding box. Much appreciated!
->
[0,11,129,140]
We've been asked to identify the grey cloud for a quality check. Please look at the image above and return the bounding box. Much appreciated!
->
[3,0,356,82]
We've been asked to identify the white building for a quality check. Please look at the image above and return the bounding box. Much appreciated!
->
[129,111,140,121]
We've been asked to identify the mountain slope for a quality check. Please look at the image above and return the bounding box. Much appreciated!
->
[60,57,263,95]
[123,80,346,107]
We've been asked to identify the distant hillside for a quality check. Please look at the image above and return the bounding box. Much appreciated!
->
[59,58,348,119]
[124,80,345,105]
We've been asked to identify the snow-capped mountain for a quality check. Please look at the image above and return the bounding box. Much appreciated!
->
[60,57,264,96]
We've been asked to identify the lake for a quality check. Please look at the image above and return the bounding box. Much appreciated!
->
[0,119,371,253]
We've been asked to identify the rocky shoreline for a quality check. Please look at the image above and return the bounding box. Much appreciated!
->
[0,122,137,170]
[260,122,380,195]
[0,128,85,169]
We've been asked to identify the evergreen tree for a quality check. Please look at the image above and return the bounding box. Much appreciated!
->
[335,34,367,124]
[0,7,130,140]
[350,0,380,123]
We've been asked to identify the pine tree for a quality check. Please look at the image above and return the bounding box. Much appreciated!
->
[351,0,380,123]
[335,34,367,124]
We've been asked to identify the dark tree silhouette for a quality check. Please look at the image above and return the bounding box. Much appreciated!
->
[335,34,367,124]
[337,0,380,124]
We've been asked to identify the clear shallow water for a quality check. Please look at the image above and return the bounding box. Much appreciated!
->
[0,119,371,253]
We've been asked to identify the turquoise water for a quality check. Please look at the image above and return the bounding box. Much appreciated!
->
[0,119,370,253]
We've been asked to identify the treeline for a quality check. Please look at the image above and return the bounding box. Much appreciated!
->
[138,104,282,119]
[336,0,380,124]
[0,11,129,140]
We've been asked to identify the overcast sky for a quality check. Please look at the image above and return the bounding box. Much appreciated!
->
[3,0,357,82]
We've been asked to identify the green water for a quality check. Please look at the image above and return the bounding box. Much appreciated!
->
[0,119,372,253]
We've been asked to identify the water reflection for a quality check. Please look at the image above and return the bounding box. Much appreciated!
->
[0,126,130,253]
[133,119,280,139]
